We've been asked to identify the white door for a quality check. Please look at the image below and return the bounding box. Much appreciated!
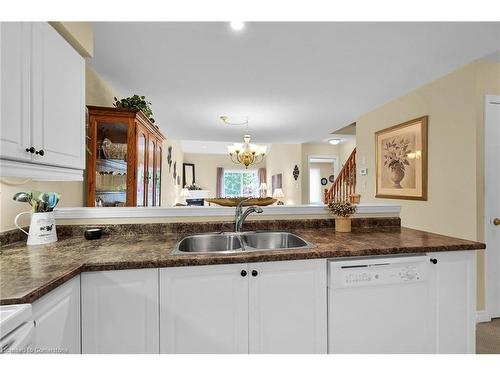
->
[0,22,32,162]
[429,251,476,354]
[81,269,159,354]
[159,264,248,354]
[248,259,327,354]
[485,95,500,318]
[309,167,321,203]
[31,22,85,170]
[32,276,81,354]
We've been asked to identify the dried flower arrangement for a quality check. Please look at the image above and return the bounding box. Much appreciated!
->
[328,201,357,217]
[383,137,412,171]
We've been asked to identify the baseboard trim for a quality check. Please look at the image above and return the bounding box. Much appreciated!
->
[476,310,492,323]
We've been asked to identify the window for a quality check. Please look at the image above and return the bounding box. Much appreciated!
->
[223,170,259,197]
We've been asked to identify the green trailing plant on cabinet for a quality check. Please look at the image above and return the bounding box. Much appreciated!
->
[113,95,155,123]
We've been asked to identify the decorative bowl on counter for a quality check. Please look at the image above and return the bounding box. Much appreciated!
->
[205,197,277,207]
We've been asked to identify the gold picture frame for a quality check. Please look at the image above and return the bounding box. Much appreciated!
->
[375,116,428,200]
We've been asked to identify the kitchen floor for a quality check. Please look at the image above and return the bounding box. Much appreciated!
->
[476,318,500,354]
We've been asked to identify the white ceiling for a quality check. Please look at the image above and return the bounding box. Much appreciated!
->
[181,140,272,154]
[91,22,500,144]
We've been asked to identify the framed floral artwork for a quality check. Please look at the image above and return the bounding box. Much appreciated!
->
[375,116,428,200]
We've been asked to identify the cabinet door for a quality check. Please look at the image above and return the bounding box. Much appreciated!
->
[146,136,156,207]
[136,127,148,207]
[429,251,476,353]
[248,259,327,354]
[81,269,159,354]
[31,22,85,170]
[32,276,81,354]
[154,141,162,206]
[0,22,31,162]
[160,264,249,353]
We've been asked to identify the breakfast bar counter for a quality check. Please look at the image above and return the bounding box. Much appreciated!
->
[0,221,485,305]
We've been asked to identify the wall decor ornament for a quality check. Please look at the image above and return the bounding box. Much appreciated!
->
[321,178,328,186]
[167,146,172,172]
[173,161,177,179]
[375,116,428,200]
[328,174,335,183]
[293,165,299,180]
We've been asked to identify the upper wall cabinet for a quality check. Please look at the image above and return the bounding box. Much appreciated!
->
[0,22,85,180]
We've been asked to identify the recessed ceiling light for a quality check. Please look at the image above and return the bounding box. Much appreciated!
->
[329,139,341,145]
[230,21,245,31]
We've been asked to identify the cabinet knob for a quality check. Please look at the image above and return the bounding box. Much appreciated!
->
[35,149,45,156]
[430,258,438,264]
[494,218,500,226]
[240,270,247,277]
[26,147,35,154]
[251,270,258,277]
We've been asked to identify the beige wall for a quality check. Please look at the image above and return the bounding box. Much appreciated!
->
[339,137,356,167]
[266,144,302,205]
[309,161,335,202]
[355,59,500,310]
[161,139,184,206]
[49,22,93,57]
[301,143,340,204]
[85,65,121,107]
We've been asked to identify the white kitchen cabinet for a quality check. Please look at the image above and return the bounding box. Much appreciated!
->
[429,250,476,353]
[159,263,249,354]
[159,259,327,354]
[248,259,327,354]
[32,275,81,354]
[0,22,31,162]
[0,22,85,180]
[31,22,85,170]
[81,269,159,354]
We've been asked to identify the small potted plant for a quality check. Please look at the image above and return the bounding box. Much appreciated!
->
[328,201,357,233]
[113,95,155,124]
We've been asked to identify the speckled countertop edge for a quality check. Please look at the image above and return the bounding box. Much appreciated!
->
[0,221,485,305]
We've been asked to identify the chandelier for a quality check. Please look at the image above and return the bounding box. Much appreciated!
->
[222,117,266,169]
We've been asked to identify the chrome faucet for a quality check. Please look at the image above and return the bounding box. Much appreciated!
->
[235,198,264,232]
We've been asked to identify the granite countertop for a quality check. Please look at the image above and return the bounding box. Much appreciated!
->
[0,226,485,305]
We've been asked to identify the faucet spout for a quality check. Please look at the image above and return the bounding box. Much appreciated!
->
[235,201,263,232]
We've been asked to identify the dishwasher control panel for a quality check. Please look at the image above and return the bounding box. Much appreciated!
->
[329,256,430,288]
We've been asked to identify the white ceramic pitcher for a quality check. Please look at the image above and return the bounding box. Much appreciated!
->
[14,211,58,245]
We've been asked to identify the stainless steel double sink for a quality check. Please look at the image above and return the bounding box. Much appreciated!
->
[173,231,313,254]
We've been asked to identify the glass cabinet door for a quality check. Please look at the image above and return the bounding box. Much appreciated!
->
[155,144,162,206]
[95,121,128,207]
[136,130,147,207]
[147,138,156,207]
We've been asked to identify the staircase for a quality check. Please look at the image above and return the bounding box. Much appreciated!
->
[324,148,357,204]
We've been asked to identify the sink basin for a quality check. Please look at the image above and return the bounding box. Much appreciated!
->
[241,231,312,250]
[175,233,243,253]
[173,231,313,255]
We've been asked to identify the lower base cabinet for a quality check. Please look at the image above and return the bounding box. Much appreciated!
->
[248,259,327,353]
[81,269,159,354]
[160,263,249,353]
[159,259,327,354]
[32,275,80,354]
[429,250,476,353]
[25,250,475,354]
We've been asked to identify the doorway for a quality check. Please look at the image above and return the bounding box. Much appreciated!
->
[308,156,339,204]
[485,95,500,319]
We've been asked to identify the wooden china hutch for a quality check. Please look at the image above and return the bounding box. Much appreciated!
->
[86,106,166,207]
